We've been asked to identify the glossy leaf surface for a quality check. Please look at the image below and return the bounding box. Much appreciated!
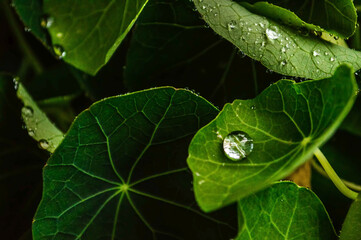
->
[236,182,336,240]
[187,65,357,212]
[32,87,237,240]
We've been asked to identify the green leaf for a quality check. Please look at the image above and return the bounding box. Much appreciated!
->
[340,193,361,240]
[236,181,337,240]
[124,0,282,106]
[17,83,64,153]
[13,0,47,43]
[193,0,361,80]
[32,87,237,240]
[238,0,357,39]
[187,64,357,212]
[44,0,149,75]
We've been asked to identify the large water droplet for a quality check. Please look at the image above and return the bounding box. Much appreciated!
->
[39,139,49,150]
[223,131,254,161]
[53,45,66,59]
[266,27,280,40]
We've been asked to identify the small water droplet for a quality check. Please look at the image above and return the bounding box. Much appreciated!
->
[39,139,49,150]
[312,50,320,57]
[53,45,66,59]
[24,27,31,32]
[334,35,339,40]
[250,105,256,110]
[40,15,54,28]
[265,27,280,40]
[22,106,34,117]
[281,47,286,53]
[228,20,236,31]
[280,60,287,66]
[330,57,335,62]
[28,129,35,137]
[223,131,254,161]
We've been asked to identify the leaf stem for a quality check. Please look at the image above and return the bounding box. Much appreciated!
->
[311,159,361,192]
[314,148,358,200]
[1,0,44,74]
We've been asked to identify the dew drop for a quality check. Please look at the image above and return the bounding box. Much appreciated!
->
[228,20,236,31]
[53,45,66,59]
[28,129,35,137]
[280,60,287,66]
[22,106,34,117]
[12,77,19,90]
[40,15,54,28]
[265,27,279,40]
[281,47,286,53]
[312,50,320,57]
[39,139,49,150]
[330,57,335,62]
[223,131,254,161]
[250,105,256,110]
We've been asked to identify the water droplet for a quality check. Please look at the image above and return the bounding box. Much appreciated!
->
[53,45,66,59]
[250,105,256,110]
[324,52,329,56]
[265,27,280,40]
[40,15,54,28]
[24,27,31,32]
[281,47,286,53]
[198,180,205,185]
[28,129,35,137]
[39,139,49,150]
[312,50,320,57]
[334,36,339,40]
[330,57,335,62]
[228,20,236,31]
[12,77,19,90]
[223,131,254,161]
[22,106,34,117]
[280,60,287,66]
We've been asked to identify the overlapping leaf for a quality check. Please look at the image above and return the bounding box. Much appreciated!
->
[237,182,336,240]
[238,0,357,38]
[340,193,361,240]
[193,0,361,80]
[32,87,237,240]
[43,0,149,75]
[187,65,357,212]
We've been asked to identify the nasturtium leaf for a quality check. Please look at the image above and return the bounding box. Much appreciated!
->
[236,181,337,240]
[340,193,361,240]
[238,0,357,39]
[13,0,47,43]
[43,0,149,75]
[193,0,361,80]
[17,83,64,153]
[187,64,357,212]
[32,87,237,240]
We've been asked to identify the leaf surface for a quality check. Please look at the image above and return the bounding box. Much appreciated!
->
[238,0,357,38]
[187,64,357,212]
[17,83,64,153]
[340,193,361,240]
[236,182,337,240]
[193,0,361,80]
[44,0,149,75]
[32,87,237,240]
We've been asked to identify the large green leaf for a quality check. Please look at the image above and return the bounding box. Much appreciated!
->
[238,0,357,39]
[193,0,361,80]
[340,193,361,240]
[44,0,149,75]
[32,87,237,240]
[341,95,361,137]
[236,181,337,240]
[187,64,357,212]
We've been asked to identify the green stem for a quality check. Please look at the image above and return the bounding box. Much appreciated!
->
[311,159,361,192]
[314,148,358,200]
[2,0,44,74]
